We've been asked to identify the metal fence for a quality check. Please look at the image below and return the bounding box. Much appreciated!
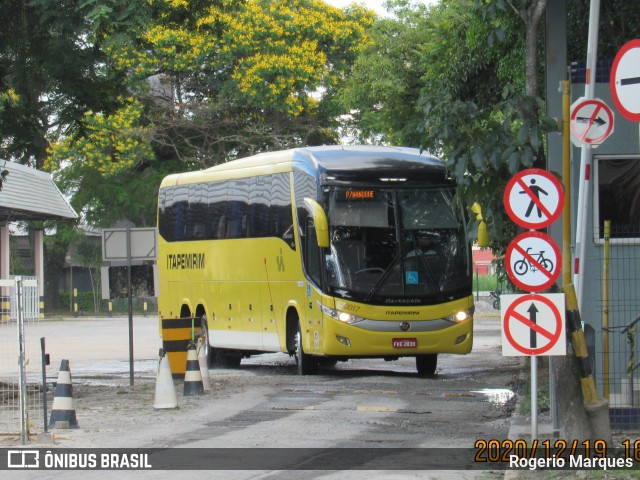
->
[594,225,640,430]
[0,276,42,444]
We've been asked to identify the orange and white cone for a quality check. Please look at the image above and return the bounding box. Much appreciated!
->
[183,342,204,396]
[197,338,210,392]
[154,348,178,409]
[49,359,79,429]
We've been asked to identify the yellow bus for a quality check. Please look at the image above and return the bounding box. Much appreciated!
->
[157,146,474,377]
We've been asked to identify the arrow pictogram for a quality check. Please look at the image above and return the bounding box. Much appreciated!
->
[575,116,606,127]
[527,303,538,348]
[620,76,640,86]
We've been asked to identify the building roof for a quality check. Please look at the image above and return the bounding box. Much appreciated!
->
[0,161,78,222]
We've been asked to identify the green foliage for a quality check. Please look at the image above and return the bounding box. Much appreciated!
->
[421,85,558,254]
[567,0,640,62]
[0,0,129,167]
[340,0,432,145]
[40,0,374,228]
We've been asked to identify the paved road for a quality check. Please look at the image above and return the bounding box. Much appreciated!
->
[4,305,521,479]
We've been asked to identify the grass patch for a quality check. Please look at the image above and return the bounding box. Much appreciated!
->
[516,357,551,417]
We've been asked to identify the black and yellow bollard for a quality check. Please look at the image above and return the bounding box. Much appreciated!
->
[564,284,611,441]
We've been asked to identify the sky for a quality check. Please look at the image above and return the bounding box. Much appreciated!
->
[323,0,438,17]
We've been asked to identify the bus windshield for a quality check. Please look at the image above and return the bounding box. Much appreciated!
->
[325,187,470,305]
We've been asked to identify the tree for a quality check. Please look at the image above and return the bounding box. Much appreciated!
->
[341,0,549,253]
[0,0,129,168]
[76,237,103,314]
[45,0,375,226]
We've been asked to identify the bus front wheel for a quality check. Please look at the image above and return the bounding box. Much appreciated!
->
[416,354,437,376]
[295,323,318,375]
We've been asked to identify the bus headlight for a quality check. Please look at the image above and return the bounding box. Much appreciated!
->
[447,308,474,323]
[319,303,366,325]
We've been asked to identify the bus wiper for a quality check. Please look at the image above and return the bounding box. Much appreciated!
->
[364,253,401,302]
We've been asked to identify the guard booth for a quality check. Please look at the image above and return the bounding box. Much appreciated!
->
[568,53,640,429]
[0,161,77,441]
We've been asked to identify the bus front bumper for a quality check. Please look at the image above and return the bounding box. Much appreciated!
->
[320,316,473,357]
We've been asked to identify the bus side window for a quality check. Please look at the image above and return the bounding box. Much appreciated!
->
[304,218,321,286]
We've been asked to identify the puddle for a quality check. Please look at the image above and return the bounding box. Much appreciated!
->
[472,388,514,405]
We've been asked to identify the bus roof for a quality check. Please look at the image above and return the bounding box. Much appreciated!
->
[160,145,447,187]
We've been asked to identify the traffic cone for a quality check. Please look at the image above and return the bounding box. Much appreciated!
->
[183,342,204,396]
[49,359,79,429]
[197,338,210,392]
[154,348,178,409]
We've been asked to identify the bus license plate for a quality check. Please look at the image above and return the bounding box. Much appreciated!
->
[392,338,417,348]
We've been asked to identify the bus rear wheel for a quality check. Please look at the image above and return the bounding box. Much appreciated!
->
[416,354,437,376]
[213,349,241,369]
[295,322,318,375]
[202,314,240,368]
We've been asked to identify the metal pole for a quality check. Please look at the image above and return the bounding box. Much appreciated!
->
[16,278,28,444]
[41,337,47,433]
[602,220,610,399]
[573,0,601,310]
[531,355,538,440]
[127,227,134,386]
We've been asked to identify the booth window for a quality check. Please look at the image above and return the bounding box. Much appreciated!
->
[594,155,640,242]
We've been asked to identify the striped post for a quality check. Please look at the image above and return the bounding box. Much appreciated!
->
[49,359,79,429]
[183,342,204,396]
[563,284,611,441]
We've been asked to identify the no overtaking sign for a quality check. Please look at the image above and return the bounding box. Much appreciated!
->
[501,294,566,357]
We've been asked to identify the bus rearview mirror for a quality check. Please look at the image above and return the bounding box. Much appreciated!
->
[303,198,329,248]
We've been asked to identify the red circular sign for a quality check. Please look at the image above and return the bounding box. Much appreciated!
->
[610,39,640,122]
[570,98,614,145]
[503,169,564,230]
[505,231,561,292]
[503,294,562,356]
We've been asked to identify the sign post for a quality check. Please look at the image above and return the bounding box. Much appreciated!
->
[502,168,565,439]
[102,228,158,386]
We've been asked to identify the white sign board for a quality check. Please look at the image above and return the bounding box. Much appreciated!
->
[102,228,158,261]
[501,293,566,357]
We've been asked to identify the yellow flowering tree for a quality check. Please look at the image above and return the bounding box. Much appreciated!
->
[44,0,373,226]
[47,99,154,176]
[105,0,374,164]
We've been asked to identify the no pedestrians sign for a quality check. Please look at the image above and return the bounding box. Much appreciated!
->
[503,169,564,230]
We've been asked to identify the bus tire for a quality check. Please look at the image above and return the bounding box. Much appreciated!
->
[201,314,214,367]
[213,349,241,369]
[202,314,241,369]
[416,354,437,376]
[295,322,318,375]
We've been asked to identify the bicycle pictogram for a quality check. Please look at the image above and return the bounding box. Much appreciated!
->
[513,247,554,276]
[505,231,561,292]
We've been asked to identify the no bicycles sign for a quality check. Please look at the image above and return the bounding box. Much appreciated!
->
[505,231,561,292]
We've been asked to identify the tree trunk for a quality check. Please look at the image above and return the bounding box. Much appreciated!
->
[551,351,591,439]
